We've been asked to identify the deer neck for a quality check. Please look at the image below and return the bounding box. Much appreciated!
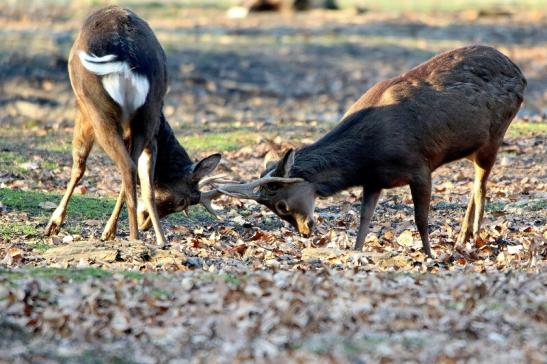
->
[154,114,193,183]
[291,143,360,197]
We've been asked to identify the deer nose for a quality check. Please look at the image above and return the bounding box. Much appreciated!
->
[299,218,315,237]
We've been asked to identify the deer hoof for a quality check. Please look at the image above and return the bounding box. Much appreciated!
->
[456,230,472,246]
[156,238,168,249]
[101,230,116,241]
[44,221,60,236]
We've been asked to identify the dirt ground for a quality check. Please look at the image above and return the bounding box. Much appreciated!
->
[0,2,546,363]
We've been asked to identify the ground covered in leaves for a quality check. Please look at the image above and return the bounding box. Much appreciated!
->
[0,1,546,363]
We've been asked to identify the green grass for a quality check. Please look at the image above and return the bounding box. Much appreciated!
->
[180,130,260,153]
[223,273,241,285]
[0,267,159,282]
[0,267,247,284]
[0,221,38,240]
[0,187,215,239]
[30,240,50,252]
[0,151,27,174]
[0,188,115,220]
[0,267,113,282]
[507,122,547,137]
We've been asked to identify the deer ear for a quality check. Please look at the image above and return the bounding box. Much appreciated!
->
[263,150,280,171]
[272,149,295,178]
[192,153,221,181]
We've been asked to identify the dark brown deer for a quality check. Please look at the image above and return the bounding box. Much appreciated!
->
[218,45,526,257]
[44,6,222,246]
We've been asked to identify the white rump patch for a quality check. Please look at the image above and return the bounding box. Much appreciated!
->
[78,51,150,115]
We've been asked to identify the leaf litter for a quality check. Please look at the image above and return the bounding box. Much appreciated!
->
[0,4,546,363]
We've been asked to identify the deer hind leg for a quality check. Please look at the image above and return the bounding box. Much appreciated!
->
[45,110,94,236]
[457,189,475,245]
[471,147,497,241]
[457,147,497,246]
[87,109,139,241]
[101,136,135,241]
[101,135,145,241]
[101,184,125,241]
[409,173,433,258]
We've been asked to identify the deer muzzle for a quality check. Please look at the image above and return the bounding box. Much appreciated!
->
[294,215,315,237]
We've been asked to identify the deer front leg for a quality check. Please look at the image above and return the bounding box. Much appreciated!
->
[45,112,94,236]
[409,174,433,258]
[354,188,381,251]
[137,144,167,247]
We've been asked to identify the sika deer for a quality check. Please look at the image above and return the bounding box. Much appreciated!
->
[45,6,222,246]
[218,45,526,257]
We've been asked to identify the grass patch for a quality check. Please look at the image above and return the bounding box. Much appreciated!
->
[507,122,547,137]
[0,188,216,237]
[0,267,112,282]
[166,204,217,227]
[148,287,172,300]
[0,221,38,240]
[0,188,115,220]
[180,130,260,153]
[0,151,27,174]
[30,240,50,252]
[0,267,152,282]
[223,273,241,285]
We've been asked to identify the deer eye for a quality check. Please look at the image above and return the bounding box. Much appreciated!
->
[276,201,290,214]
[263,182,282,192]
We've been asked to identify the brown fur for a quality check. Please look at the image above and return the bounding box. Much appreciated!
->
[45,6,220,245]
[257,45,526,257]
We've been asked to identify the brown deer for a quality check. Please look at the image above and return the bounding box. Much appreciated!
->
[44,6,222,246]
[218,45,526,257]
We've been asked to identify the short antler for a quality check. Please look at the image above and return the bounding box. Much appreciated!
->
[199,189,222,218]
[198,174,232,189]
[217,176,304,200]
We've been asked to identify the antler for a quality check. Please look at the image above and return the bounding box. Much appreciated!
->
[199,189,223,218]
[217,176,304,200]
[198,174,240,218]
[198,174,233,188]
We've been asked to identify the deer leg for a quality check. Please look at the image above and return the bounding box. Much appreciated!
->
[101,135,147,241]
[354,188,382,251]
[101,185,125,241]
[456,149,496,246]
[409,174,433,258]
[137,143,167,247]
[45,111,94,236]
[456,191,475,246]
[101,139,134,241]
[471,150,497,241]
[90,115,139,241]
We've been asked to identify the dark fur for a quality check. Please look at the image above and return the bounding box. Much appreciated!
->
[46,6,220,243]
[81,6,166,78]
[290,45,526,196]
[155,113,194,181]
[75,6,196,192]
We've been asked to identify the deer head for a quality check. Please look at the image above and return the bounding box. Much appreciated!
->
[218,149,317,236]
[138,153,222,230]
